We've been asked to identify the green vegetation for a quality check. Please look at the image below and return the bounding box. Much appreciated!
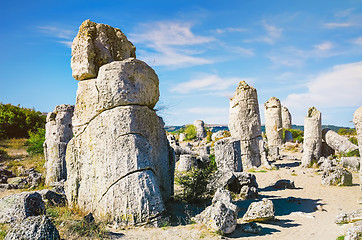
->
[184,124,197,141]
[336,235,345,240]
[0,103,46,139]
[340,149,360,158]
[26,128,45,155]
[283,128,304,143]
[175,154,217,203]
[338,128,356,136]
[349,136,358,146]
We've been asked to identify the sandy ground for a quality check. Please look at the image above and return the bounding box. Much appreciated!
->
[112,151,361,240]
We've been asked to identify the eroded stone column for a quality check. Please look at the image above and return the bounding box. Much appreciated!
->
[322,128,358,154]
[194,120,207,140]
[282,106,292,129]
[264,97,283,157]
[301,107,322,167]
[353,106,362,191]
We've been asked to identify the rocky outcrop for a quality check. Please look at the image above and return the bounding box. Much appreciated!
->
[264,97,283,157]
[37,189,67,207]
[194,120,207,140]
[71,20,136,80]
[302,107,322,167]
[44,104,74,186]
[342,157,360,172]
[243,198,275,222]
[214,137,242,172]
[176,154,197,172]
[353,106,362,191]
[322,128,358,154]
[212,130,224,141]
[321,167,352,186]
[194,188,238,234]
[4,215,60,240]
[229,81,269,168]
[0,192,45,223]
[65,21,174,226]
[282,106,292,129]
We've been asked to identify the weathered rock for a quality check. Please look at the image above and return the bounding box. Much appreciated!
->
[322,128,358,153]
[264,97,283,151]
[243,198,275,222]
[26,168,43,188]
[240,222,261,234]
[345,220,362,240]
[284,130,293,143]
[229,81,270,168]
[212,130,224,141]
[0,192,45,223]
[0,168,15,184]
[281,106,292,129]
[353,106,362,191]
[321,141,335,157]
[321,167,352,186]
[270,179,295,189]
[179,133,186,142]
[72,58,160,134]
[194,120,207,140]
[37,189,67,206]
[336,209,362,224]
[302,107,322,167]
[71,19,136,80]
[194,188,238,234]
[318,157,336,170]
[177,154,197,172]
[342,157,360,172]
[44,104,74,186]
[4,215,60,240]
[214,137,242,172]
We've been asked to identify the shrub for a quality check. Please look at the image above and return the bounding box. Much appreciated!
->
[338,128,356,136]
[26,128,45,155]
[283,129,304,143]
[184,124,197,141]
[340,149,360,158]
[349,136,358,146]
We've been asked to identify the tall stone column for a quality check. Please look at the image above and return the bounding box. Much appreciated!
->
[282,106,292,129]
[264,97,283,157]
[44,104,74,186]
[353,106,362,191]
[229,81,270,169]
[194,120,207,140]
[301,107,322,167]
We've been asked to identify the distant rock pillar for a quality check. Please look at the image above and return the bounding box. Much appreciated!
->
[194,120,207,140]
[44,104,74,186]
[264,97,283,158]
[229,81,270,169]
[282,106,292,129]
[353,106,362,191]
[301,107,322,167]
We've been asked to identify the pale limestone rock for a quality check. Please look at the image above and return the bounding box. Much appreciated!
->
[282,106,292,129]
[44,104,74,186]
[243,198,275,222]
[302,107,322,167]
[336,209,362,224]
[214,137,242,172]
[212,130,224,141]
[177,154,197,172]
[71,19,136,80]
[342,157,360,172]
[322,128,358,153]
[4,215,60,240]
[345,220,362,240]
[353,106,362,191]
[194,120,207,140]
[264,97,283,150]
[321,167,352,186]
[179,133,186,142]
[229,81,269,168]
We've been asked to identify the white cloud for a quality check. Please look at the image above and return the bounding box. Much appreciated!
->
[130,21,214,67]
[170,74,247,94]
[324,22,353,28]
[38,26,75,48]
[314,41,333,51]
[57,40,72,48]
[215,27,247,34]
[283,61,362,123]
[244,21,282,44]
[352,37,362,45]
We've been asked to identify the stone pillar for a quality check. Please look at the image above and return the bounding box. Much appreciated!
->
[322,128,358,154]
[194,120,207,140]
[264,97,283,157]
[353,106,362,191]
[229,81,270,169]
[44,104,74,186]
[282,106,292,129]
[177,154,197,172]
[301,107,322,167]
[214,137,242,172]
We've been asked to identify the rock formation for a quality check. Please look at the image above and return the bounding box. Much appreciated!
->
[264,97,283,157]
[44,104,74,186]
[243,198,275,222]
[193,120,207,140]
[229,81,269,168]
[65,20,175,226]
[301,107,322,167]
[353,106,362,191]
[321,167,352,186]
[214,137,242,172]
[282,106,292,129]
[176,154,197,172]
[322,128,358,154]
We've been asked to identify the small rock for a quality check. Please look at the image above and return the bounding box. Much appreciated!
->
[322,167,352,186]
[243,198,275,222]
[240,222,261,234]
[271,179,295,189]
[336,209,362,224]
[37,189,67,206]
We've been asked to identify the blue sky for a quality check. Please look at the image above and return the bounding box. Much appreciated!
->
[1,0,362,127]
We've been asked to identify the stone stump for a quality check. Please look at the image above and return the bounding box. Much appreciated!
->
[302,107,322,167]
[282,106,292,129]
[194,120,207,140]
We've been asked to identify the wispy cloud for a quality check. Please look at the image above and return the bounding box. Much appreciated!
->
[215,27,247,34]
[38,26,75,47]
[245,21,282,44]
[324,22,353,28]
[170,74,248,95]
[352,37,362,45]
[130,21,214,68]
[314,41,334,51]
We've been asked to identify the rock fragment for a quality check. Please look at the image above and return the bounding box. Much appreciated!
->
[243,198,275,222]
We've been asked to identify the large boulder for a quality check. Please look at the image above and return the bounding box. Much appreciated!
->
[302,107,322,167]
[214,137,242,172]
[322,128,358,154]
[243,198,275,222]
[0,192,45,223]
[71,19,136,80]
[321,167,352,186]
[4,215,60,240]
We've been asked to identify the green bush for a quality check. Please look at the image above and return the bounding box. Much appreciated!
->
[184,124,197,141]
[340,149,360,158]
[349,136,358,146]
[338,128,356,136]
[283,129,304,142]
[26,128,45,155]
